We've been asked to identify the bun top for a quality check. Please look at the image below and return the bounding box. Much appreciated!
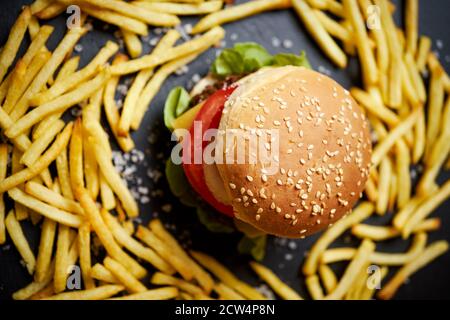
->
[215,66,372,238]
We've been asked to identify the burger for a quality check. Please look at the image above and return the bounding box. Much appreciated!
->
[164,43,371,257]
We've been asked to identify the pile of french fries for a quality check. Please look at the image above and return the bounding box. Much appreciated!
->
[0,0,449,300]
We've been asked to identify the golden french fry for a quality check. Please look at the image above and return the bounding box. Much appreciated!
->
[30,0,53,14]
[351,88,399,127]
[44,284,125,300]
[313,9,351,43]
[79,222,96,289]
[405,52,426,102]
[55,56,80,84]
[54,224,70,293]
[0,123,73,193]
[151,272,204,296]
[101,209,175,274]
[213,283,245,300]
[111,26,224,75]
[192,0,289,34]
[56,147,74,200]
[24,181,83,215]
[69,118,85,197]
[7,70,109,139]
[250,261,302,300]
[9,27,86,121]
[99,173,116,211]
[133,1,223,15]
[190,251,266,300]
[13,259,55,300]
[31,41,118,105]
[0,144,7,244]
[371,108,421,167]
[403,181,450,238]
[303,202,374,276]
[121,29,142,59]
[110,287,178,300]
[293,0,347,68]
[343,0,378,85]
[0,7,31,83]
[90,263,119,283]
[136,225,193,280]
[35,218,57,282]
[104,256,147,293]
[305,274,324,300]
[36,2,65,19]
[149,219,214,293]
[416,35,431,73]
[323,239,375,300]
[395,140,411,209]
[378,241,449,300]
[405,0,418,55]
[82,108,100,200]
[79,0,180,26]
[318,264,337,294]
[5,210,36,274]
[77,188,147,278]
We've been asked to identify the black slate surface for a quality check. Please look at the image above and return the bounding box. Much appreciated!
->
[0,0,449,300]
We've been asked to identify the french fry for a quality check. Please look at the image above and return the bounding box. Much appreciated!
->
[77,188,147,278]
[395,140,411,209]
[13,259,55,300]
[5,210,36,274]
[151,272,204,296]
[412,107,426,163]
[44,284,125,300]
[313,9,351,43]
[3,51,51,114]
[0,7,31,83]
[11,148,29,221]
[55,56,80,84]
[79,222,96,289]
[110,287,178,300]
[415,35,431,73]
[101,209,175,274]
[70,119,85,197]
[0,123,73,194]
[405,0,418,55]
[36,2,65,20]
[131,52,200,130]
[405,52,426,103]
[250,261,302,300]
[305,274,324,300]
[323,239,375,300]
[78,0,180,26]
[192,0,289,34]
[190,251,266,300]
[344,0,378,85]
[136,225,193,280]
[371,108,421,167]
[30,0,53,14]
[149,219,214,293]
[103,54,135,152]
[121,29,142,59]
[403,181,450,238]
[9,27,87,121]
[90,263,119,283]
[351,88,399,127]
[0,144,7,244]
[88,136,138,217]
[31,41,118,105]
[100,173,116,211]
[104,256,147,294]
[82,109,100,201]
[213,283,245,300]
[111,26,224,75]
[292,0,347,68]
[424,65,445,161]
[352,219,440,241]
[54,224,70,293]
[6,70,109,139]
[303,202,374,276]
[133,1,223,15]
[35,218,57,282]
[318,264,337,294]
[56,147,74,200]
[24,181,83,215]
[378,241,449,300]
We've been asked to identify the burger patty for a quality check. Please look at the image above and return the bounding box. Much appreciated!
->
[190,74,244,106]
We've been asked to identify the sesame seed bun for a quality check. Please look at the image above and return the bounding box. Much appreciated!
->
[215,66,372,238]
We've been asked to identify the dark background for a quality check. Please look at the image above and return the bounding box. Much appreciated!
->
[0,0,449,300]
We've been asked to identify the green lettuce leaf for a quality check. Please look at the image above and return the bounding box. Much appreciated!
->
[164,86,191,130]
[238,234,267,261]
[273,51,311,68]
[211,42,311,78]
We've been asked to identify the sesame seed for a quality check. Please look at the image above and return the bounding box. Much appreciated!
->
[229,183,236,189]
[246,175,253,182]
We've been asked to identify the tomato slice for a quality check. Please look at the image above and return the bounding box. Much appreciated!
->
[182,86,237,217]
